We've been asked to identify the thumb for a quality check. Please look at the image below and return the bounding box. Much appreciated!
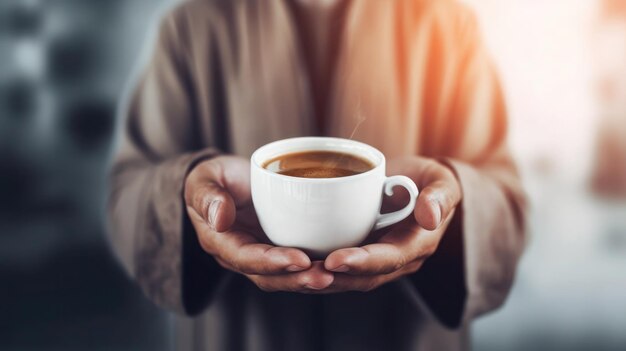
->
[189,181,237,232]
[413,179,459,231]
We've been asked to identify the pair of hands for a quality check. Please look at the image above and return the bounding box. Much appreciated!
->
[184,155,461,293]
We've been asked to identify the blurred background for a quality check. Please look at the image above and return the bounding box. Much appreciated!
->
[0,0,624,350]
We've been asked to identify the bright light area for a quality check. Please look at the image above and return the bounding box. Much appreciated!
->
[462,1,626,350]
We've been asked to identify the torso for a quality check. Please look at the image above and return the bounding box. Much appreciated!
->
[171,1,473,349]
[179,0,466,159]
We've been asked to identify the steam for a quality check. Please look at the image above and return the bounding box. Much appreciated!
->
[347,100,367,140]
[323,100,367,168]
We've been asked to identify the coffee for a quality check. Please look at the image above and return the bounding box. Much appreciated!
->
[263,150,374,178]
[252,137,419,255]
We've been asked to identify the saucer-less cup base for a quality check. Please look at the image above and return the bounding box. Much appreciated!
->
[251,137,419,257]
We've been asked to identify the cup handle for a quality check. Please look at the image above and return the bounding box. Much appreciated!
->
[373,176,419,231]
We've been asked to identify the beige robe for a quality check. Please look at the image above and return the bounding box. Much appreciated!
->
[108,0,527,350]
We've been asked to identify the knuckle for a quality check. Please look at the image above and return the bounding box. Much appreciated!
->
[393,260,405,272]
[185,162,214,195]
[202,160,224,180]
[296,276,310,288]
[227,251,245,273]
[393,254,408,271]
[231,259,246,275]
[263,248,282,268]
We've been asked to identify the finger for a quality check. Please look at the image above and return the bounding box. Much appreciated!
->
[185,157,250,232]
[247,261,334,292]
[414,181,443,230]
[201,227,311,275]
[325,245,399,275]
[189,157,252,206]
[187,180,237,232]
[387,158,460,230]
[215,255,306,277]
[322,260,423,293]
[414,177,460,230]
[325,221,437,275]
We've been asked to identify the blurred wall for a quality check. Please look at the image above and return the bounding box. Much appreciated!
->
[462,1,626,350]
[0,0,177,350]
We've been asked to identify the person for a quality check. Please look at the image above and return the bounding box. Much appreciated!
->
[107,0,527,350]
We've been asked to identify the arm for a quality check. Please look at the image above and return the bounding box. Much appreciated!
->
[107,10,224,315]
[321,7,527,328]
[413,7,527,326]
[108,10,334,315]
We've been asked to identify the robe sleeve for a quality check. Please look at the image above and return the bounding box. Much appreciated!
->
[106,8,226,315]
[409,6,528,328]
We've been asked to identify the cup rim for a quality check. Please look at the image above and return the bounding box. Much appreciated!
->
[251,137,385,183]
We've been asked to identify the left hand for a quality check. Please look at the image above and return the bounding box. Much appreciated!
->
[319,156,463,293]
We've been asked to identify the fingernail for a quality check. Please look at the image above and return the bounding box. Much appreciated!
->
[432,201,442,228]
[330,264,350,273]
[287,265,306,272]
[208,200,221,229]
[301,269,334,290]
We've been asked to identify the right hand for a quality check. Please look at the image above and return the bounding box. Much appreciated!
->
[184,155,334,292]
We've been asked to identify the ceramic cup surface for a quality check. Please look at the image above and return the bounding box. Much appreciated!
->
[251,137,418,256]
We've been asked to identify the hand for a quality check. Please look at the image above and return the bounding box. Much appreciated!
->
[320,156,462,293]
[184,155,334,292]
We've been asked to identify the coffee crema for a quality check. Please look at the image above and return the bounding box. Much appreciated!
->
[263,150,374,178]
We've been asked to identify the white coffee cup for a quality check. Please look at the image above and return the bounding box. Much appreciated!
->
[251,137,419,256]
